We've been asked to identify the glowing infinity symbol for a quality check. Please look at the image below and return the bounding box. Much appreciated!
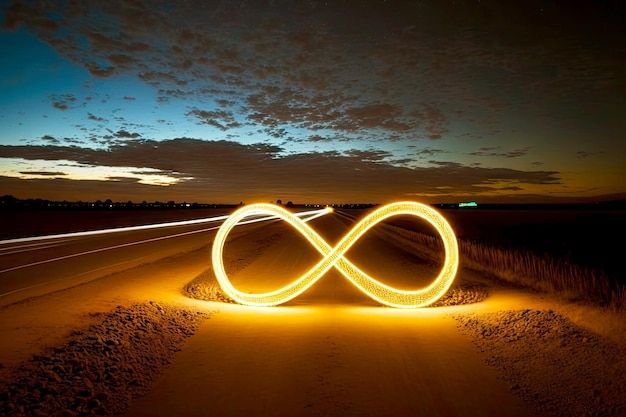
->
[212,201,459,308]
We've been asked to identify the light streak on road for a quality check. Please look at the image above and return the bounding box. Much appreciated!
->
[0,209,328,274]
[212,202,459,308]
[0,242,66,256]
[0,208,326,247]
[0,239,77,252]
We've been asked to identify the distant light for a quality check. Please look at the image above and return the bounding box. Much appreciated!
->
[212,201,459,308]
[458,201,478,208]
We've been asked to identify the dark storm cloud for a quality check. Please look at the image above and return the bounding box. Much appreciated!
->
[0,139,560,201]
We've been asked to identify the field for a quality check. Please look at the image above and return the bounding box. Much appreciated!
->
[345,207,626,309]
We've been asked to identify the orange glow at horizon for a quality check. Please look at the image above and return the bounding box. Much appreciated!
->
[212,201,459,308]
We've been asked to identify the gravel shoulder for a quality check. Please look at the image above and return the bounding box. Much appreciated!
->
[455,309,626,417]
[0,302,208,417]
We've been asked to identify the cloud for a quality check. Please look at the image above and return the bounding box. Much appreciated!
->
[50,94,76,111]
[0,139,561,202]
[307,135,334,142]
[113,130,141,139]
[339,104,414,132]
[2,0,622,200]
[415,148,447,157]
[343,149,392,162]
[18,171,65,176]
[41,135,59,144]
[469,147,530,158]
[87,113,106,122]
[411,105,447,139]
[245,89,433,138]
[576,150,605,158]
[52,101,68,111]
[3,0,621,159]
[187,109,241,131]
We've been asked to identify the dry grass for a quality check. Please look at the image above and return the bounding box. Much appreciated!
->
[382,224,626,311]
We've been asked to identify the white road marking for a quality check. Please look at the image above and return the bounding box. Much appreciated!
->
[0,242,66,256]
[0,208,326,247]
[0,239,77,252]
[0,209,328,275]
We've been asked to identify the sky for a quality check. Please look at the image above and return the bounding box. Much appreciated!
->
[0,0,624,203]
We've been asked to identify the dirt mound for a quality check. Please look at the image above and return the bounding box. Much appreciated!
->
[0,302,208,417]
[184,270,234,303]
[455,309,626,417]
[432,284,488,307]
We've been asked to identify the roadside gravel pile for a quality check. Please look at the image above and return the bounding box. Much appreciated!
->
[185,270,234,303]
[432,284,488,307]
[0,302,208,417]
[455,309,626,417]
[185,230,283,304]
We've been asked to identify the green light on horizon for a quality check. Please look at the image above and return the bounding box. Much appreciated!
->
[458,201,478,208]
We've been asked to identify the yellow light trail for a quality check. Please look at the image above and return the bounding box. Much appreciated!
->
[212,201,459,308]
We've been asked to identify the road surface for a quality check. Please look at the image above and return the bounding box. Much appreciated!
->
[0,210,538,416]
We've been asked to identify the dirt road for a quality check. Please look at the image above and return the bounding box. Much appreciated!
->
[125,215,534,416]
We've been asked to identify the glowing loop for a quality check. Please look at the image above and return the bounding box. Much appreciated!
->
[212,201,459,308]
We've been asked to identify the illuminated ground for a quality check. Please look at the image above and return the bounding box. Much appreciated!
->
[0,212,624,416]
